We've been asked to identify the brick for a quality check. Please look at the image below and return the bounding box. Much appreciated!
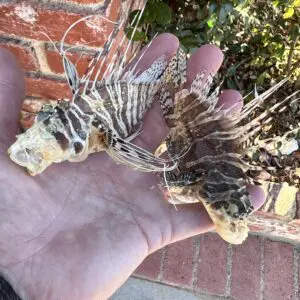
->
[22,98,57,113]
[231,236,261,300]
[25,77,72,100]
[264,240,294,300]
[44,49,109,78]
[134,248,163,280]
[0,1,120,47]
[0,43,38,71]
[249,223,266,232]
[197,233,228,295]
[290,219,300,226]
[163,237,194,287]
[22,98,47,113]
[20,110,36,130]
[255,211,284,221]
[249,215,300,243]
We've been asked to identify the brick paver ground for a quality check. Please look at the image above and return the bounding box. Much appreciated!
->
[134,232,300,300]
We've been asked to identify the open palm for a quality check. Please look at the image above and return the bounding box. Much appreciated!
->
[0,34,264,300]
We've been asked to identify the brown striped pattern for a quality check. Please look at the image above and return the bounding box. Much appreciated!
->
[156,48,299,244]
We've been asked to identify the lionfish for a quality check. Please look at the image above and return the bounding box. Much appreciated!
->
[8,6,176,175]
[155,47,300,244]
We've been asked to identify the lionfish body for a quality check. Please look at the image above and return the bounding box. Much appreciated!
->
[8,9,175,175]
[156,48,300,244]
[8,79,165,175]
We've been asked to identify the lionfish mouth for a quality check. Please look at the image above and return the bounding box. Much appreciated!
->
[11,147,42,166]
[7,122,67,176]
[8,148,45,176]
[8,144,61,176]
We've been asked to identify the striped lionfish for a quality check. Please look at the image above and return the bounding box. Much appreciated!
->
[8,7,176,175]
[155,47,300,244]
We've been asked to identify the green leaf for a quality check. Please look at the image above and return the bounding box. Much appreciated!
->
[154,2,172,25]
[219,7,227,24]
[276,44,285,57]
[196,9,205,21]
[283,7,294,19]
[178,29,193,37]
[198,32,207,43]
[290,25,300,39]
[209,3,217,13]
[226,78,237,90]
[125,28,146,42]
[230,44,242,54]
[223,3,233,13]
[128,10,144,27]
[143,3,156,24]
[207,13,217,28]
[272,34,284,43]
[257,71,271,84]
[227,65,237,77]
[180,35,200,48]
[218,3,233,25]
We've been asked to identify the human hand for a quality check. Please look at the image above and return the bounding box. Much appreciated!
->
[0,34,265,300]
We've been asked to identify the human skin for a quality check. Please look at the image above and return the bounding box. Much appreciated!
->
[0,34,265,300]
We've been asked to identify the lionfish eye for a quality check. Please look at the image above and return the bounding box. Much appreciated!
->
[37,112,52,123]
[73,141,83,154]
[99,125,106,133]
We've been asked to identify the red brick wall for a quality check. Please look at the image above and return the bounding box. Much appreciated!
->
[0,0,124,129]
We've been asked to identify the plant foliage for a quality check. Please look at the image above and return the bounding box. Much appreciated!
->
[126,0,300,94]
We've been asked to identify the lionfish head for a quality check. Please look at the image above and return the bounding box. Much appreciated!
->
[8,103,91,175]
[164,167,254,244]
[166,184,252,244]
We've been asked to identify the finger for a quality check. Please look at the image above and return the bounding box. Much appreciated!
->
[139,43,222,150]
[186,45,244,112]
[168,203,214,244]
[187,45,243,112]
[217,89,266,209]
[217,89,244,112]
[125,33,179,75]
[247,184,266,210]
[136,101,169,151]
[0,48,25,144]
[131,34,179,149]
[187,44,224,88]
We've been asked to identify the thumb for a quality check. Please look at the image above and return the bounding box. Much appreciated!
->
[0,48,25,145]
